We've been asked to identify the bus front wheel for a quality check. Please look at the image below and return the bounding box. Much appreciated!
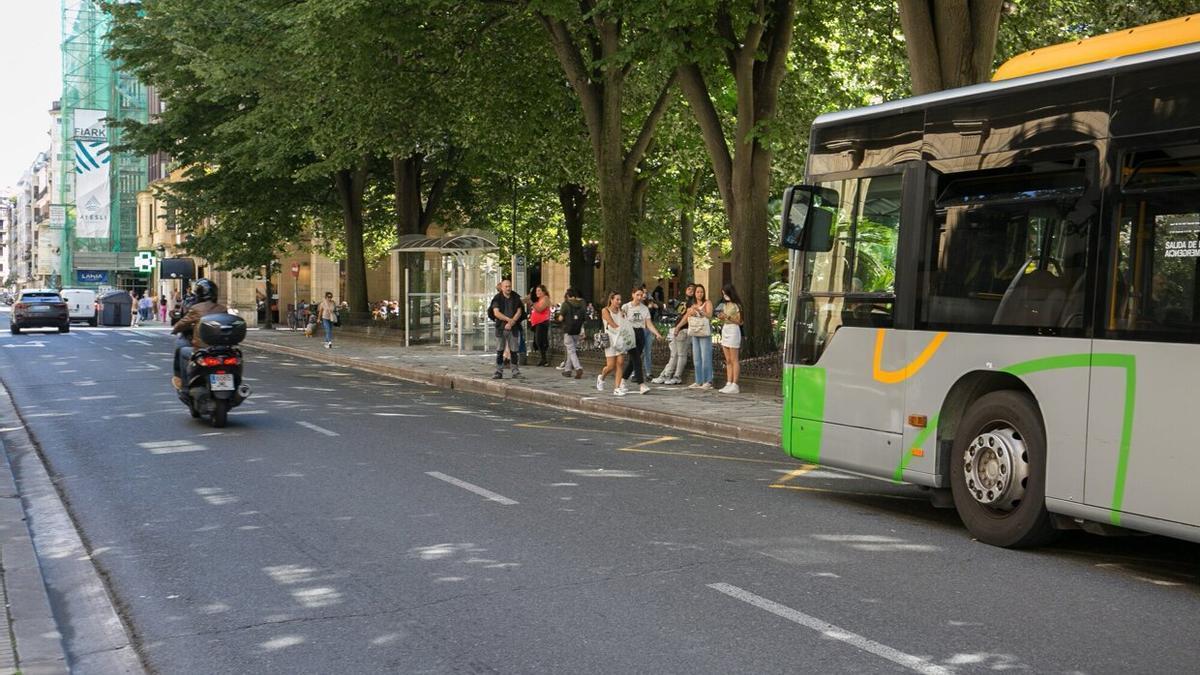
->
[950,390,1057,548]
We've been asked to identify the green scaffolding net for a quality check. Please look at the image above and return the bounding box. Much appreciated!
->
[58,0,147,286]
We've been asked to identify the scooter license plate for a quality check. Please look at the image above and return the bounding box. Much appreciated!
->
[209,374,235,391]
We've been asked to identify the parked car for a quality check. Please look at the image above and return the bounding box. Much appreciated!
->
[11,289,70,334]
[60,288,98,326]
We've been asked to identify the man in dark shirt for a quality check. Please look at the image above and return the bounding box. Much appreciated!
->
[489,279,524,379]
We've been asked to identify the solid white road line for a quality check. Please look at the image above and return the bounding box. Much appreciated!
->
[707,583,953,675]
[425,471,519,505]
[296,421,339,437]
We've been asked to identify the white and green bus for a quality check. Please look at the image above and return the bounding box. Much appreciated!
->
[780,17,1200,547]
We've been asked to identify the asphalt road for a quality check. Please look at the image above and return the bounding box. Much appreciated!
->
[0,309,1197,674]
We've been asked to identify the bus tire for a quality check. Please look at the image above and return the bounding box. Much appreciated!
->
[950,390,1057,548]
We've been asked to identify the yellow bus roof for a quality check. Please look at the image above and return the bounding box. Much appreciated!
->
[993,13,1200,81]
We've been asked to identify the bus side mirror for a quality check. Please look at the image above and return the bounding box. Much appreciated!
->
[780,185,836,252]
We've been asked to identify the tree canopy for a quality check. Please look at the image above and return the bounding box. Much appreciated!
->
[106,0,1200,352]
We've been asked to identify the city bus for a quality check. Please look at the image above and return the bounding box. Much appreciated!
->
[779,16,1200,547]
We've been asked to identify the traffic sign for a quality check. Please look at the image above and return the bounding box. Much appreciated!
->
[291,262,300,278]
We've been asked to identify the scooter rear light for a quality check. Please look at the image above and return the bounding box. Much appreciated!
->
[199,356,223,367]
[222,356,240,366]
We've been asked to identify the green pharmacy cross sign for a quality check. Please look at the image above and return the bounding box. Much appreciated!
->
[135,251,158,273]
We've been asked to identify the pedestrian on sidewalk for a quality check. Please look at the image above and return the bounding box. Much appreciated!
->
[718,283,744,394]
[130,291,141,327]
[621,286,662,395]
[686,284,714,389]
[654,283,695,385]
[490,279,524,379]
[317,291,338,348]
[597,291,628,395]
[557,288,587,379]
[638,283,655,377]
[159,294,168,322]
[530,284,552,366]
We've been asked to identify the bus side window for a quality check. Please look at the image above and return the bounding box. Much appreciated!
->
[1111,146,1200,341]
[921,164,1093,334]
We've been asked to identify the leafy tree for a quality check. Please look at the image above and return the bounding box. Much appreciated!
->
[527,0,679,297]
[671,0,797,353]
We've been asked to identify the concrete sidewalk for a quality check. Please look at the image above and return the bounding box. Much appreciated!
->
[244,328,783,446]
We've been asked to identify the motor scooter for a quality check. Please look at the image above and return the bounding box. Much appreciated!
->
[178,313,251,427]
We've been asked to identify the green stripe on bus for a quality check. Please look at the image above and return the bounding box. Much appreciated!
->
[901,353,1136,526]
[784,366,826,464]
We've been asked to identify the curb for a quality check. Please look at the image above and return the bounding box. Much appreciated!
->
[0,380,145,674]
[244,340,782,447]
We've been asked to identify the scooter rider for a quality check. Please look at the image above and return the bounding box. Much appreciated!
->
[171,278,227,390]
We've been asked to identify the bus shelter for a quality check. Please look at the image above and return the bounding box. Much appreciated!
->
[391,229,502,354]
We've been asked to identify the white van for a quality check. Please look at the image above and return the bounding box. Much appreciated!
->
[60,288,98,326]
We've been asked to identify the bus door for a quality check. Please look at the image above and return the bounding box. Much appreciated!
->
[1090,143,1200,527]
[790,170,906,475]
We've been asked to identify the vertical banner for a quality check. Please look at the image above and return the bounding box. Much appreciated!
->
[73,109,110,239]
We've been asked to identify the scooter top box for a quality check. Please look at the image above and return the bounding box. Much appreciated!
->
[197,313,247,346]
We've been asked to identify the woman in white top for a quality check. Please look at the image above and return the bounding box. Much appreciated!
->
[718,283,744,394]
[597,292,627,395]
[621,286,663,395]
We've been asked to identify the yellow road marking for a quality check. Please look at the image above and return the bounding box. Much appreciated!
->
[626,435,678,449]
[619,446,796,466]
[515,420,671,438]
[769,484,925,502]
[771,464,818,486]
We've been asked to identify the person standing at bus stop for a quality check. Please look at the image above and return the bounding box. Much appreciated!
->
[686,284,714,389]
[490,279,524,379]
[317,291,338,348]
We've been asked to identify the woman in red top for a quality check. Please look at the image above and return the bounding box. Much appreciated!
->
[529,284,553,366]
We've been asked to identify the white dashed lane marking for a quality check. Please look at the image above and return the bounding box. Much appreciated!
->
[707,583,954,675]
[296,421,339,437]
[425,472,518,506]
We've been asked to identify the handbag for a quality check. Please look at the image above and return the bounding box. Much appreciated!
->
[687,314,711,337]
[594,331,611,350]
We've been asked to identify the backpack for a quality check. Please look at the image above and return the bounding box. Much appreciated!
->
[562,301,585,335]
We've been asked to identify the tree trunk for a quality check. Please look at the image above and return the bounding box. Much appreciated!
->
[596,152,634,297]
[558,183,588,296]
[728,148,775,355]
[393,154,426,329]
[679,168,702,284]
[262,272,274,329]
[898,0,1004,94]
[334,167,369,314]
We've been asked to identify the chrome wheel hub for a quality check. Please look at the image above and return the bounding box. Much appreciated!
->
[963,427,1029,511]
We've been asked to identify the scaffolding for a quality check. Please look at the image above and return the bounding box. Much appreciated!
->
[58,0,148,287]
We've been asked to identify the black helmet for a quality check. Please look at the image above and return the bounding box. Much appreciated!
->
[192,278,218,303]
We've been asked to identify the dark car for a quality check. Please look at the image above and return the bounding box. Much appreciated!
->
[11,289,70,334]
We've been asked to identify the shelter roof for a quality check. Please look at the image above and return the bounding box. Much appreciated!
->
[391,228,499,253]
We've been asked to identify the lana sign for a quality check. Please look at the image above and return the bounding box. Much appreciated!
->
[73,109,110,239]
[76,270,109,284]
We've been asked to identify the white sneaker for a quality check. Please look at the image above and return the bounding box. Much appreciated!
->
[667,378,682,385]
[613,388,627,397]
[687,382,703,389]
[595,375,604,391]
[557,361,566,370]
[615,384,628,394]
[725,383,740,394]
[639,384,650,395]
[701,382,713,390]
[651,376,666,384]
[719,383,732,393]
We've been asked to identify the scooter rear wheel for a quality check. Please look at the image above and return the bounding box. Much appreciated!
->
[211,400,228,428]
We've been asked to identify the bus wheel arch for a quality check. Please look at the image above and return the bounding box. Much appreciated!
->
[935,371,1035,479]
[945,386,1058,548]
